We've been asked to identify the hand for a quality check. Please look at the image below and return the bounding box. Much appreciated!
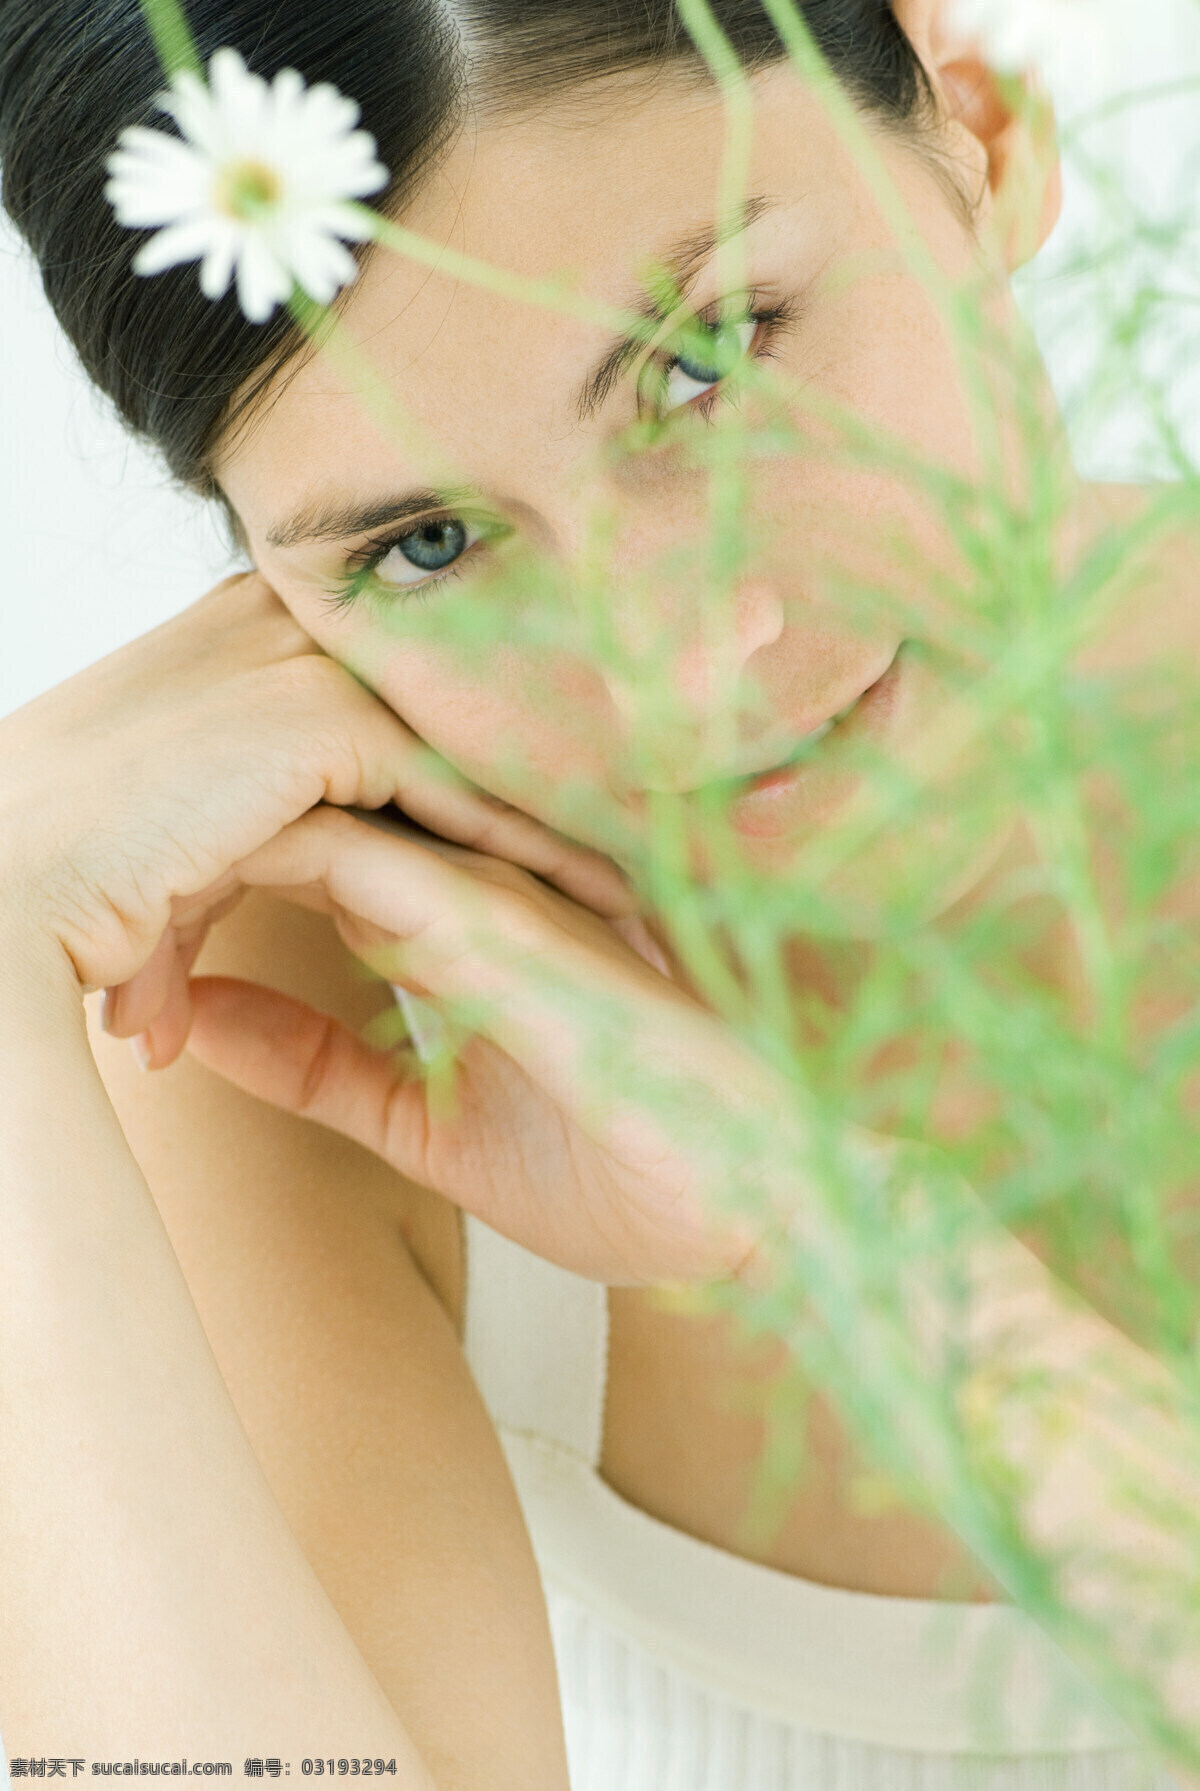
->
[0,573,634,1035]
[177,807,793,1286]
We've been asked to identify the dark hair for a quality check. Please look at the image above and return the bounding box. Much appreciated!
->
[0,1,938,508]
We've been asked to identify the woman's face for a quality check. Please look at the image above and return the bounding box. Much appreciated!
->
[218,57,1064,933]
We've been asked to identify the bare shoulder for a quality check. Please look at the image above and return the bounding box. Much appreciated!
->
[82,891,566,1788]
[1067,479,1200,1045]
[1071,480,1200,675]
[1068,481,1200,936]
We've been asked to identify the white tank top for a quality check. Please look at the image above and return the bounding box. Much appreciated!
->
[390,987,1173,1788]
[459,1213,1179,1790]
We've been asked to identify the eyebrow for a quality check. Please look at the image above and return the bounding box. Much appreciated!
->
[573,193,778,423]
[266,487,477,551]
[264,196,778,552]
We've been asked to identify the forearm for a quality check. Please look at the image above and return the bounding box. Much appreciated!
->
[0,949,435,1775]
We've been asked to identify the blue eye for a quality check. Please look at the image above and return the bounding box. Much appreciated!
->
[673,318,748,381]
[662,317,756,412]
[321,513,497,617]
[374,517,475,587]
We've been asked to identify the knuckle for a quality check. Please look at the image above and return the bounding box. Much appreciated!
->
[483,877,558,945]
[257,651,347,712]
[295,1011,342,1117]
[203,572,321,658]
[190,570,275,635]
[469,787,540,831]
[460,808,537,864]
[473,853,540,895]
[212,569,264,602]
[449,853,550,920]
[417,871,546,966]
[186,571,255,616]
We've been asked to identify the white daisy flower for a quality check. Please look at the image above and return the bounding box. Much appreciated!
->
[946,0,1113,102]
[104,47,389,323]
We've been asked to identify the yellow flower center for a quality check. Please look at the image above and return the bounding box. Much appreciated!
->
[213,159,282,221]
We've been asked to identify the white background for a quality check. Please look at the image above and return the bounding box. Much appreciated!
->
[1,0,1198,721]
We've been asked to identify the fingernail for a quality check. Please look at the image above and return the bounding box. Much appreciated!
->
[616,915,675,979]
[638,929,674,979]
[131,1034,153,1073]
[100,989,114,1033]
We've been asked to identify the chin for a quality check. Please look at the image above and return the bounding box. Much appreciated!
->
[791,814,1023,941]
[665,805,1020,942]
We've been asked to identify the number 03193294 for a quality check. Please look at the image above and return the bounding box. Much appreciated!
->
[300,1760,398,1774]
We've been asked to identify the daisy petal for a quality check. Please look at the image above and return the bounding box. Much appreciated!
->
[158,68,224,159]
[236,232,291,322]
[302,201,378,243]
[283,227,359,302]
[198,225,242,299]
[132,214,222,276]
[105,142,211,224]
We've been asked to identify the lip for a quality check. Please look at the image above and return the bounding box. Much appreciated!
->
[727,646,906,839]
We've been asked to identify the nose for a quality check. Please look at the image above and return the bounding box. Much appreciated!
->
[671,579,785,708]
[598,578,787,791]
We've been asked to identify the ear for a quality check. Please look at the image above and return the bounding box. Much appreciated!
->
[890,0,1063,270]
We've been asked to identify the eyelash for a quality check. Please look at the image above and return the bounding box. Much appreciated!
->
[322,534,475,616]
[644,296,795,424]
[320,295,795,615]
[325,560,458,616]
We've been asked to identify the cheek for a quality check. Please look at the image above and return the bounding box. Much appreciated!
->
[758,291,985,641]
[820,276,980,472]
[364,636,609,803]
[747,461,967,657]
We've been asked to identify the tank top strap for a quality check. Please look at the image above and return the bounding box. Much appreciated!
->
[460,1212,609,1471]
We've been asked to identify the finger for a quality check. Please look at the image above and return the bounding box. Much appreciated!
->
[608,912,675,980]
[106,894,245,1062]
[101,925,179,1039]
[168,879,248,933]
[230,808,707,1118]
[338,800,641,926]
[356,774,637,922]
[185,975,430,1177]
[229,877,339,919]
[102,886,238,1040]
[224,813,785,1273]
[424,801,635,920]
[231,807,594,1014]
[136,923,215,1069]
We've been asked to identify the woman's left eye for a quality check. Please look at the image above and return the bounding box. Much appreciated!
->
[658,316,758,415]
[321,514,495,616]
[372,517,483,588]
